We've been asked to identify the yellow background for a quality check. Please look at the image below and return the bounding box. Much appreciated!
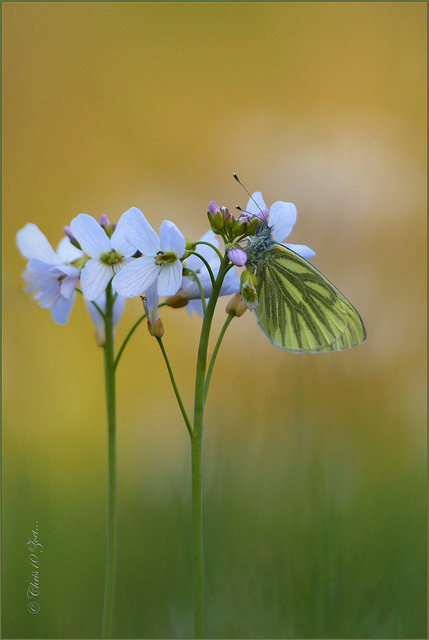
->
[2,2,426,638]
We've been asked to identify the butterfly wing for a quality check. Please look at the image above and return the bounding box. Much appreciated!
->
[254,245,366,352]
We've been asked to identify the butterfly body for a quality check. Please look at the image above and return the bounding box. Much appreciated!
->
[245,221,276,263]
[244,222,366,353]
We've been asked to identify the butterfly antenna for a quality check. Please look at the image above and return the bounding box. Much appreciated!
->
[233,173,263,213]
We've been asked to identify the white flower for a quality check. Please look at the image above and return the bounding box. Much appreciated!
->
[112,207,186,298]
[85,292,126,346]
[16,223,83,324]
[246,192,315,260]
[70,211,137,301]
[167,230,240,317]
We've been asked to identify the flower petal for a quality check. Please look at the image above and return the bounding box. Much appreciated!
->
[21,268,42,296]
[27,259,55,275]
[16,224,59,263]
[51,293,75,324]
[112,256,160,297]
[283,243,315,260]
[268,201,297,242]
[80,259,113,300]
[70,214,111,257]
[157,260,183,296]
[55,264,80,278]
[112,256,133,274]
[60,273,79,299]
[159,220,186,258]
[111,211,139,257]
[56,236,83,262]
[185,232,220,274]
[38,281,61,308]
[219,267,240,295]
[186,299,205,318]
[245,192,267,217]
[120,207,160,255]
[142,281,160,325]
[112,295,125,328]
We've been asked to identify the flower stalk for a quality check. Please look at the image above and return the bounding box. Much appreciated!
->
[191,253,231,638]
[101,282,117,639]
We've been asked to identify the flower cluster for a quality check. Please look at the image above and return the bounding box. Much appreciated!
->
[207,191,315,309]
[16,190,313,339]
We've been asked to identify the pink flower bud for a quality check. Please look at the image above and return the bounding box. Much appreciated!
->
[63,226,82,251]
[63,225,74,240]
[228,246,247,266]
[207,201,225,234]
[99,214,110,228]
[208,201,220,216]
[223,209,235,231]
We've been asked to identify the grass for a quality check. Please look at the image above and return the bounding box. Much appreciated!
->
[2,405,426,639]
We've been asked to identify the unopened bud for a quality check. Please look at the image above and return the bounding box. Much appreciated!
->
[232,215,249,237]
[99,214,110,228]
[240,270,259,310]
[223,209,235,231]
[208,201,219,215]
[207,201,225,234]
[227,245,247,267]
[165,291,189,309]
[142,295,164,337]
[63,226,82,251]
[226,292,248,317]
[147,316,164,338]
[246,215,261,237]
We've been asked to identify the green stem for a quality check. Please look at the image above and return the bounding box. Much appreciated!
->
[184,268,207,314]
[194,240,223,262]
[156,337,193,438]
[191,253,230,638]
[204,312,235,402]
[102,283,117,639]
[191,433,204,638]
[76,288,105,319]
[186,251,216,289]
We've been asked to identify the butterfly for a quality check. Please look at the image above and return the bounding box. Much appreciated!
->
[240,189,366,353]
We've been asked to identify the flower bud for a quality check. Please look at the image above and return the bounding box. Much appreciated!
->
[142,295,164,337]
[240,270,259,310]
[225,292,247,317]
[99,214,110,229]
[147,316,164,338]
[63,226,82,251]
[63,225,73,240]
[207,201,225,235]
[232,215,249,237]
[99,214,115,238]
[245,215,261,238]
[208,201,219,216]
[223,208,235,231]
[165,291,189,309]
[227,246,247,267]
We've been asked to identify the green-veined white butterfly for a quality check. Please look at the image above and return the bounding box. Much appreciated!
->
[236,181,366,353]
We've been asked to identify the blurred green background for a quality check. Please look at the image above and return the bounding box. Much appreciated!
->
[2,2,427,638]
